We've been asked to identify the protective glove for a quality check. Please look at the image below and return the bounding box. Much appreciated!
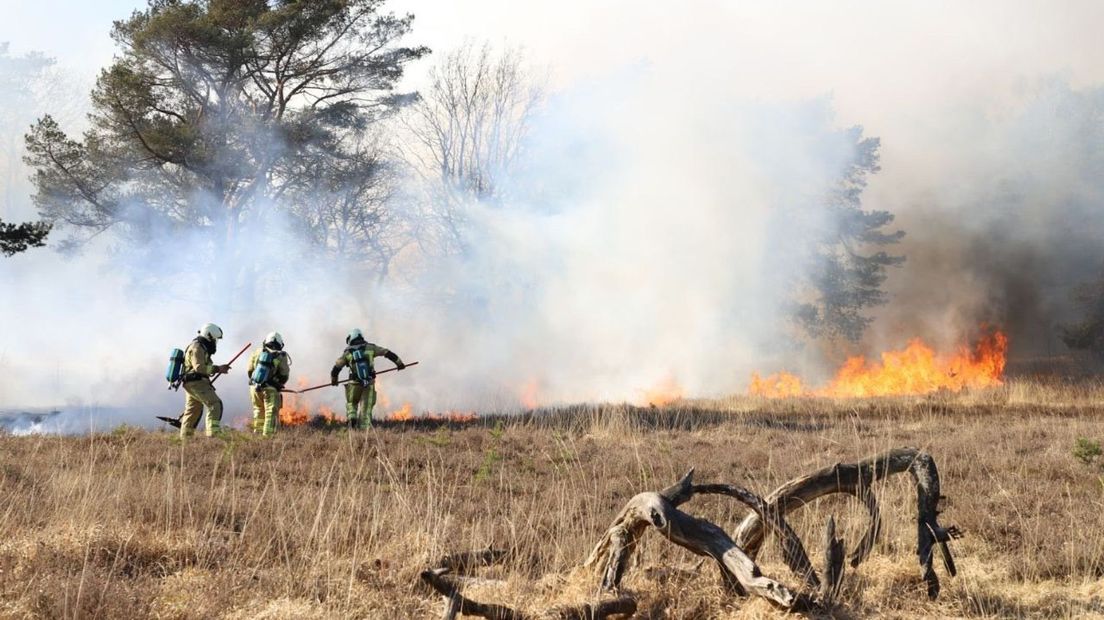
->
[396,361,406,370]
[331,376,339,386]
[217,364,232,374]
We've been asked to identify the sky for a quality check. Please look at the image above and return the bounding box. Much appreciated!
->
[4,1,1103,205]
[3,1,1103,110]
[0,0,138,73]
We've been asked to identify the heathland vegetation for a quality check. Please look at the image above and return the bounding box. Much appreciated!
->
[2,381,1103,618]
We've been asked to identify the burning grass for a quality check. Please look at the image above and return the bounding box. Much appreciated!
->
[1,380,1103,618]
[749,327,1008,398]
[272,379,480,428]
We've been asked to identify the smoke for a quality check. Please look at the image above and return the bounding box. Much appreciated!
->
[382,72,890,407]
[3,2,1104,431]
[865,79,1104,360]
[0,213,371,419]
[0,63,883,423]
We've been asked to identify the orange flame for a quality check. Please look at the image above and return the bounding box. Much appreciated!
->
[520,378,540,410]
[639,375,684,407]
[387,403,414,421]
[278,378,344,427]
[279,392,311,427]
[253,378,481,428]
[747,371,806,398]
[385,402,478,423]
[749,328,1008,398]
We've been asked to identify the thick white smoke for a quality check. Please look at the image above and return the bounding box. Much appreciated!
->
[4,1,1104,431]
[386,79,877,408]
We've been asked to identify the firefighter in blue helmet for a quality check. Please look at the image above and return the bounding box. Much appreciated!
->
[330,328,405,428]
[247,332,291,437]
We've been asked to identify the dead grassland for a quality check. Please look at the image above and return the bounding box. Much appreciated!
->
[1,380,1104,619]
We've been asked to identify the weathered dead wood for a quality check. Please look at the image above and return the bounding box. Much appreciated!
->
[733,447,961,598]
[442,590,462,620]
[545,598,638,620]
[421,569,527,620]
[422,557,637,619]
[427,448,959,617]
[585,470,806,610]
[693,482,819,591]
[821,516,845,603]
[849,485,881,568]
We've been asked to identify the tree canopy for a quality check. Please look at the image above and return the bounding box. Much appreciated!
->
[24,0,427,261]
[790,132,904,342]
[0,218,50,256]
[398,43,543,256]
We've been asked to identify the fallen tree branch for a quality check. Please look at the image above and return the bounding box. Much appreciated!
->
[424,447,959,617]
[421,558,637,619]
[733,446,961,598]
[822,516,845,604]
[585,470,808,610]
[692,482,819,591]
[420,568,525,620]
[545,598,639,620]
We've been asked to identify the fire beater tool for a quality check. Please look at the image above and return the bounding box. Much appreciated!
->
[156,342,252,427]
[295,361,419,394]
[211,342,252,384]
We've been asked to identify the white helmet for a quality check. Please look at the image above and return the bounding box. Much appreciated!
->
[198,323,224,341]
[264,331,284,350]
[346,328,364,344]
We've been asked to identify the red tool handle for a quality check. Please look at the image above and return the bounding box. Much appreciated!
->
[211,342,252,384]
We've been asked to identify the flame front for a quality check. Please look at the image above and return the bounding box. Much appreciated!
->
[387,403,414,421]
[749,328,1008,398]
[255,378,481,426]
[520,379,540,410]
[386,403,478,422]
[278,381,310,426]
[278,379,342,427]
[747,371,806,398]
[639,375,684,407]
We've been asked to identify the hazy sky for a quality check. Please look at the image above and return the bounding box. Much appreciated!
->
[0,0,139,72]
[3,1,1102,110]
[2,0,1102,183]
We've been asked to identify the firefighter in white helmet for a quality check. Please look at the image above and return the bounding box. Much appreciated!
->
[330,328,405,428]
[179,323,232,437]
[246,332,291,437]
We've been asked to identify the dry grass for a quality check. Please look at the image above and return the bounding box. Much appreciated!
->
[2,381,1104,619]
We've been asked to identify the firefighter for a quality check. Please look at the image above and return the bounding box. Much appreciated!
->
[330,328,405,428]
[179,323,232,438]
[247,332,291,437]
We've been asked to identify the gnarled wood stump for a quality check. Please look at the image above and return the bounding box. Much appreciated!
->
[585,446,961,610]
[583,469,808,609]
[422,447,960,616]
[733,447,962,598]
[420,549,637,619]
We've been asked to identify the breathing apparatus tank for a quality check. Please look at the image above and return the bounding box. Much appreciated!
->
[351,348,374,385]
[251,350,275,386]
[166,348,185,390]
